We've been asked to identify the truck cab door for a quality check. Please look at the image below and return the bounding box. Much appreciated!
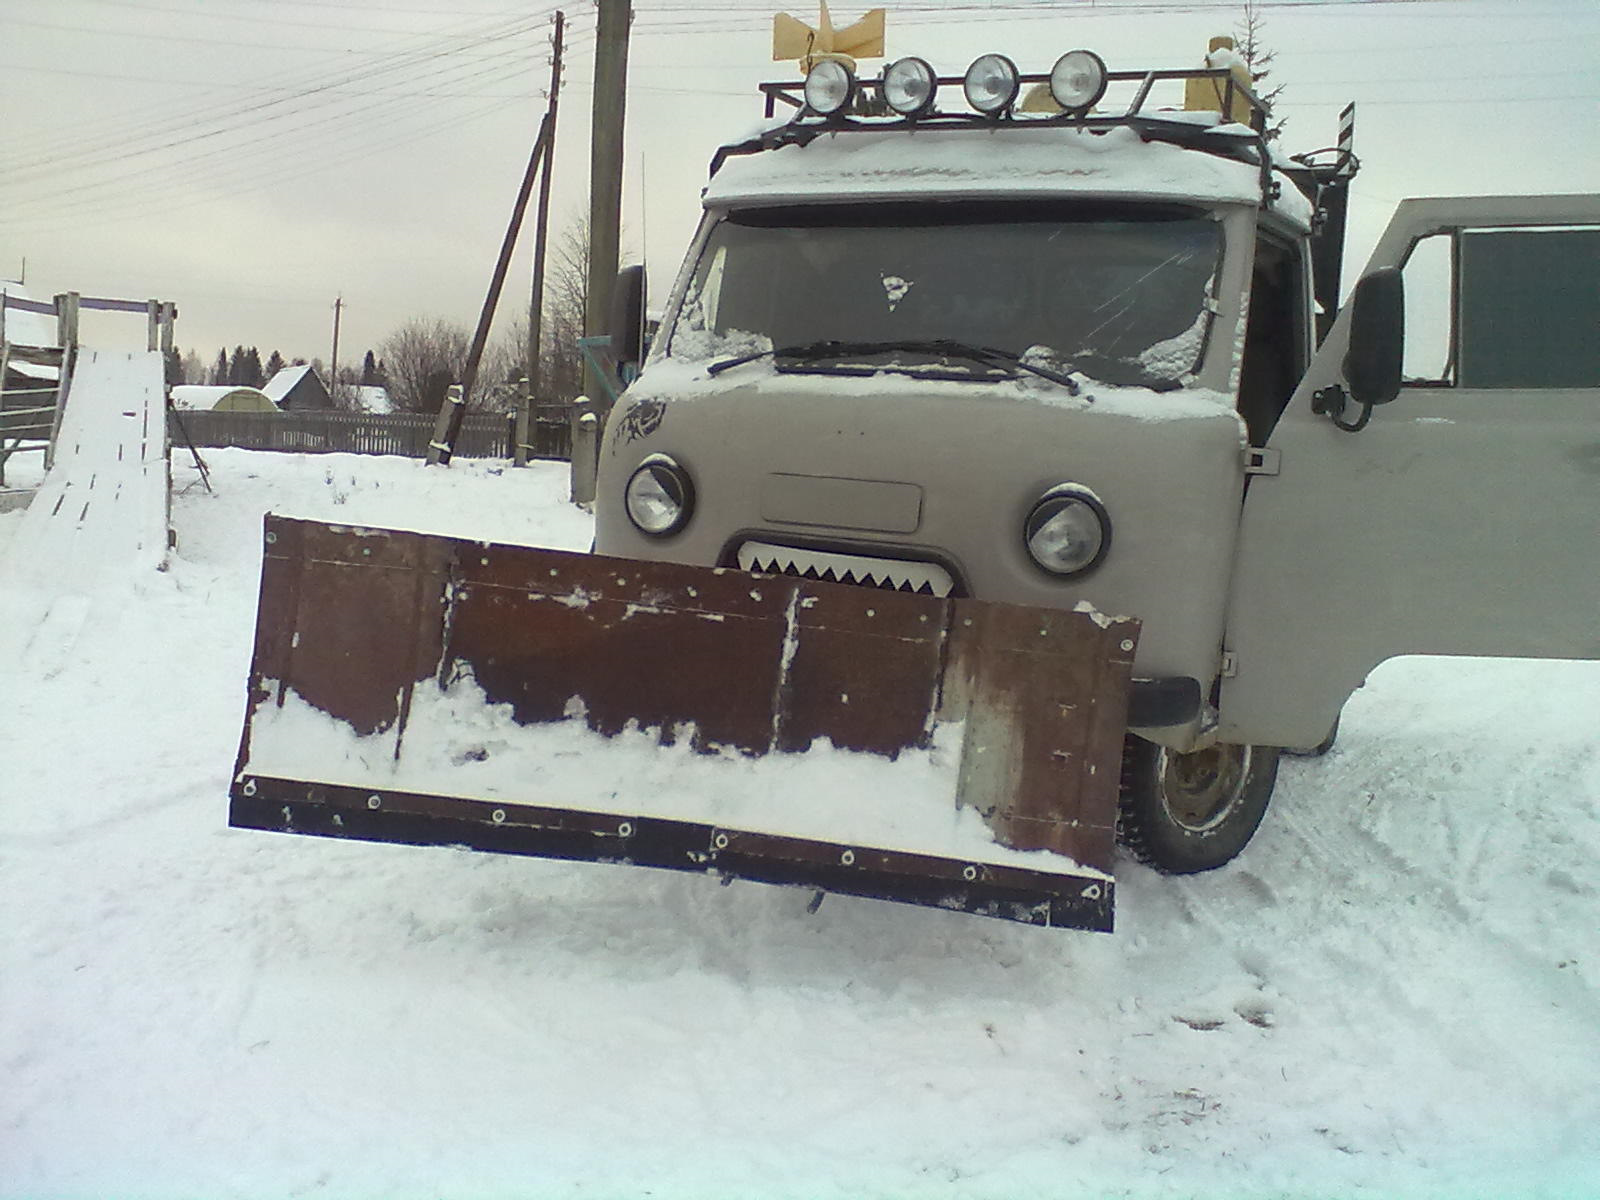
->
[1221,194,1600,749]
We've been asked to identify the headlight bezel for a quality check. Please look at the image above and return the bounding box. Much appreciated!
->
[803,59,857,117]
[882,56,938,117]
[1023,483,1111,578]
[624,453,695,538]
[1048,49,1109,114]
[963,53,1021,117]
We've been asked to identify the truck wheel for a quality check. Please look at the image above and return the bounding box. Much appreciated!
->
[1117,738,1280,874]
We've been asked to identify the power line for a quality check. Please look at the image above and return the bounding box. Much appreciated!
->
[1,57,538,222]
[4,90,525,237]
[1,12,547,178]
[0,58,541,100]
[67,0,526,28]
[1,6,557,162]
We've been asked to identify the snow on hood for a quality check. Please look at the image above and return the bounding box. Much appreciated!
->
[706,123,1313,229]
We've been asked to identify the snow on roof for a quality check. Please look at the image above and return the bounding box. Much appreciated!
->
[706,123,1313,229]
[171,384,274,411]
[353,385,393,414]
[261,363,314,402]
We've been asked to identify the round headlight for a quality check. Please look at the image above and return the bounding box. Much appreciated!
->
[625,454,694,537]
[1024,484,1110,576]
[1049,49,1108,113]
[963,53,1019,115]
[882,56,937,117]
[804,59,856,117]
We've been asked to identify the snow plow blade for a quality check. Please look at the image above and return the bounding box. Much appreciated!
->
[230,516,1137,931]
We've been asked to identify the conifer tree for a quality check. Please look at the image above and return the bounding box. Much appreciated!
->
[265,350,286,380]
[1235,0,1286,140]
[212,348,228,385]
[242,347,265,388]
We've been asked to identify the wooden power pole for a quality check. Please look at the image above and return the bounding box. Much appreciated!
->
[427,21,564,467]
[519,10,565,468]
[583,0,631,429]
[329,295,342,407]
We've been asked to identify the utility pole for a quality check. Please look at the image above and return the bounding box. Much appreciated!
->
[330,295,343,408]
[583,0,631,430]
[519,9,565,468]
[427,64,558,465]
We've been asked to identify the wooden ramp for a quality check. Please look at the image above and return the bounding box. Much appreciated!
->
[0,349,169,671]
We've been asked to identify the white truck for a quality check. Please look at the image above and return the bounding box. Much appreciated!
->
[231,49,1599,931]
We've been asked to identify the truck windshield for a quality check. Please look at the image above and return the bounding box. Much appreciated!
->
[667,201,1223,388]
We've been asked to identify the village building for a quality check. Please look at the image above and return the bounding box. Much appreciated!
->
[261,364,331,410]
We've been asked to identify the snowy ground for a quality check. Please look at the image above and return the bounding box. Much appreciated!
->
[2,448,1598,1199]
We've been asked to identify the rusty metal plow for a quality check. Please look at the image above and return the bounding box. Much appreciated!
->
[230,516,1137,931]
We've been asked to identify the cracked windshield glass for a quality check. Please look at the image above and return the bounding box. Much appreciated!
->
[669,202,1223,388]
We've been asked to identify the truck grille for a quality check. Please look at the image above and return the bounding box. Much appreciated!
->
[736,539,955,597]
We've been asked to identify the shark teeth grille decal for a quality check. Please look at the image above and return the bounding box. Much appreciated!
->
[736,540,955,598]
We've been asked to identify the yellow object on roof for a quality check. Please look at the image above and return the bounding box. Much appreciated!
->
[1185,35,1255,125]
[773,2,885,73]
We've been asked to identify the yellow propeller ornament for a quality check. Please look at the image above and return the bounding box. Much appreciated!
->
[773,1,885,75]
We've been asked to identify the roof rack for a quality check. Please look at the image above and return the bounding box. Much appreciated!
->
[713,66,1277,204]
[761,66,1269,131]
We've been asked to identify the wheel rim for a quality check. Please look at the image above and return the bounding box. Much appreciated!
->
[1157,744,1252,833]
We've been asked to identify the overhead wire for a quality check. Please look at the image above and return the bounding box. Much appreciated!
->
[1,8,553,170]
[1,50,541,226]
[0,10,558,228]
[65,0,527,32]
[2,24,544,176]
[4,87,527,239]
[5,0,1589,236]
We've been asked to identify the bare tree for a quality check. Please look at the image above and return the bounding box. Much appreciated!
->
[378,317,522,414]
[1236,1,1287,140]
[534,211,591,404]
[378,318,470,414]
[516,207,636,406]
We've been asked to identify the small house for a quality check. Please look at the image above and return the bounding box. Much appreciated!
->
[262,364,331,411]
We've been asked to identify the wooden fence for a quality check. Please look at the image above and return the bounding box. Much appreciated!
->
[172,407,573,461]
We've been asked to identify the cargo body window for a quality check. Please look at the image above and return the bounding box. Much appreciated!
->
[1402,225,1600,389]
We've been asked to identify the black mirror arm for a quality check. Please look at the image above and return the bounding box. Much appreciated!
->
[1311,383,1373,433]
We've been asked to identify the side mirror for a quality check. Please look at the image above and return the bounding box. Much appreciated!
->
[1344,266,1404,406]
[608,264,647,372]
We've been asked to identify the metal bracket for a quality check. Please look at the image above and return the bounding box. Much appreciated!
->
[1220,650,1239,678]
[1311,383,1373,433]
[1243,446,1280,476]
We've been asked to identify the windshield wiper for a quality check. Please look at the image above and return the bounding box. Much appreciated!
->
[707,339,867,375]
[707,338,1081,395]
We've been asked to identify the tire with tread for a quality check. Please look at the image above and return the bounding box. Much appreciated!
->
[1117,737,1280,874]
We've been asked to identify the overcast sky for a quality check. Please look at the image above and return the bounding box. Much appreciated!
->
[2,0,1596,373]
